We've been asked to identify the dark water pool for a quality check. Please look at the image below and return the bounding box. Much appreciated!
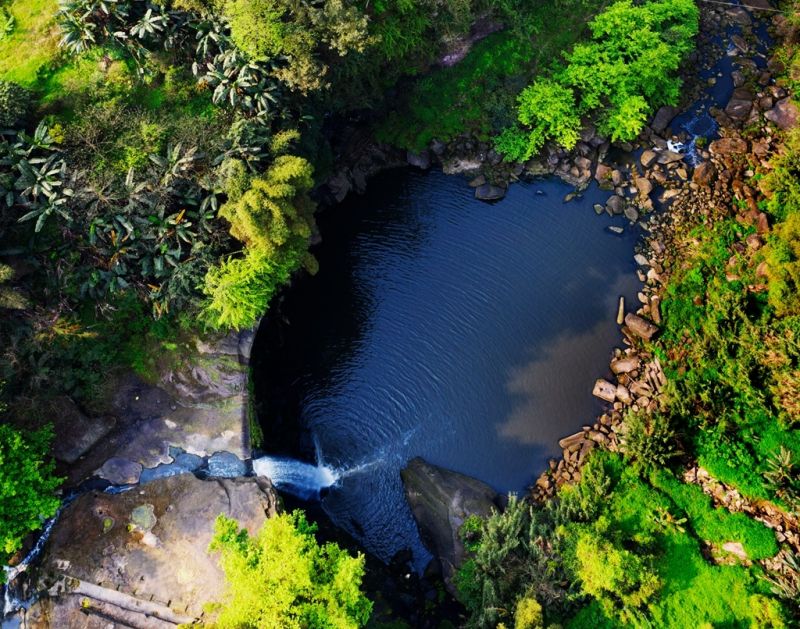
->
[253,169,640,568]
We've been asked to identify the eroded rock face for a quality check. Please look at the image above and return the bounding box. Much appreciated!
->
[401,457,500,595]
[28,473,279,628]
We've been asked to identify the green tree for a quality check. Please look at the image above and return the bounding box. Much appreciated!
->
[207,511,372,628]
[0,424,62,567]
[573,525,661,622]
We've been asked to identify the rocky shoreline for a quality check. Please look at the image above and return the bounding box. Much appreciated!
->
[526,0,800,567]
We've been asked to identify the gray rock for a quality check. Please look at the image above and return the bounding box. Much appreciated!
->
[650,106,679,134]
[624,206,640,222]
[97,457,143,485]
[407,150,431,169]
[50,397,116,465]
[606,195,626,215]
[468,174,487,187]
[624,313,659,341]
[475,184,506,201]
[657,150,684,165]
[34,474,278,624]
[765,98,799,130]
[401,458,499,595]
[611,357,641,374]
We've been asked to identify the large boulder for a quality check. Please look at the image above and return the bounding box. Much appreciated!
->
[650,106,679,135]
[709,137,748,155]
[26,474,279,628]
[401,458,500,595]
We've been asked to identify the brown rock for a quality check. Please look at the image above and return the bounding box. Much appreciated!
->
[640,150,658,168]
[615,385,633,405]
[650,106,679,135]
[611,356,641,375]
[709,137,748,155]
[593,379,618,403]
[634,177,654,196]
[606,195,626,215]
[765,98,799,130]
[624,313,659,341]
[692,161,717,187]
[658,150,684,165]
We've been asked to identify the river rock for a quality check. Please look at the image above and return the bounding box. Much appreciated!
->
[657,150,684,165]
[97,457,143,485]
[611,356,641,374]
[49,397,116,465]
[401,458,500,595]
[606,195,626,215]
[624,206,640,222]
[710,137,748,155]
[640,150,658,168]
[475,184,506,201]
[593,379,618,403]
[615,385,633,405]
[624,313,659,341]
[634,177,653,196]
[725,91,753,121]
[693,161,717,187]
[30,474,279,627]
[765,97,799,130]
[650,106,679,135]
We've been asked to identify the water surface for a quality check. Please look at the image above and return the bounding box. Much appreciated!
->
[254,169,640,567]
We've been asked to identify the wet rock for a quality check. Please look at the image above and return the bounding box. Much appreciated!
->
[97,457,143,485]
[401,458,499,595]
[624,313,659,342]
[624,206,640,222]
[611,356,641,374]
[658,150,684,165]
[651,106,679,135]
[709,137,748,155]
[725,93,753,121]
[635,177,654,196]
[606,195,626,215]
[407,150,431,169]
[593,379,618,403]
[640,150,658,168]
[765,98,799,130]
[49,398,116,465]
[468,174,486,188]
[692,161,717,187]
[475,184,506,201]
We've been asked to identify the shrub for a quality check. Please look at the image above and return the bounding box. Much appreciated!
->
[208,511,372,628]
[0,424,62,568]
[0,80,31,128]
[620,411,680,474]
[573,524,662,623]
[513,594,544,629]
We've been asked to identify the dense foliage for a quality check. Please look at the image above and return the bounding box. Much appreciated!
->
[457,452,786,628]
[496,0,699,160]
[0,422,61,568]
[208,511,372,629]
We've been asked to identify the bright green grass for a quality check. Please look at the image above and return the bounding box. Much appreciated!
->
[566,457,786,628]
[0,0,59,86]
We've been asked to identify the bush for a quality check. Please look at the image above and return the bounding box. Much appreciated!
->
[0,79,31,128]
[620,410,680,474]
[208,511,372,628]
[501,0,699,159]
[0,424,62,567]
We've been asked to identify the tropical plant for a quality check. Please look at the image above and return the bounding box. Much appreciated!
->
[620,410,680,474]
[0,424,62,569]
[207,511,372,628]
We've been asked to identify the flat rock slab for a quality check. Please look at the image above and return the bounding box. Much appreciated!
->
[33,474,279,625]
[49,397,116,465]
[97,457,142,485]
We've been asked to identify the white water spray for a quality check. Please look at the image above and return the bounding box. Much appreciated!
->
[252,456,339,500]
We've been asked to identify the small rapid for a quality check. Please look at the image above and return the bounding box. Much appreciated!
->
[252,456,339,500]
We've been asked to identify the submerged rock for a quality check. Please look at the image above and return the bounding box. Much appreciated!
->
[474,184,506,201]
[401,457,500,595]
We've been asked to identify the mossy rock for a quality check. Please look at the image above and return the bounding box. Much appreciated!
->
[130,504,157,531]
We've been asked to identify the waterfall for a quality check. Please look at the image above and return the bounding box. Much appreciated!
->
[252,456,339,500]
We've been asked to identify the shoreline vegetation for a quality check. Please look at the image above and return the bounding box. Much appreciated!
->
[0,0,797,627]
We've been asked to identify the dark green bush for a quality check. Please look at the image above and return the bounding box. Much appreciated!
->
[0,79,31,128]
